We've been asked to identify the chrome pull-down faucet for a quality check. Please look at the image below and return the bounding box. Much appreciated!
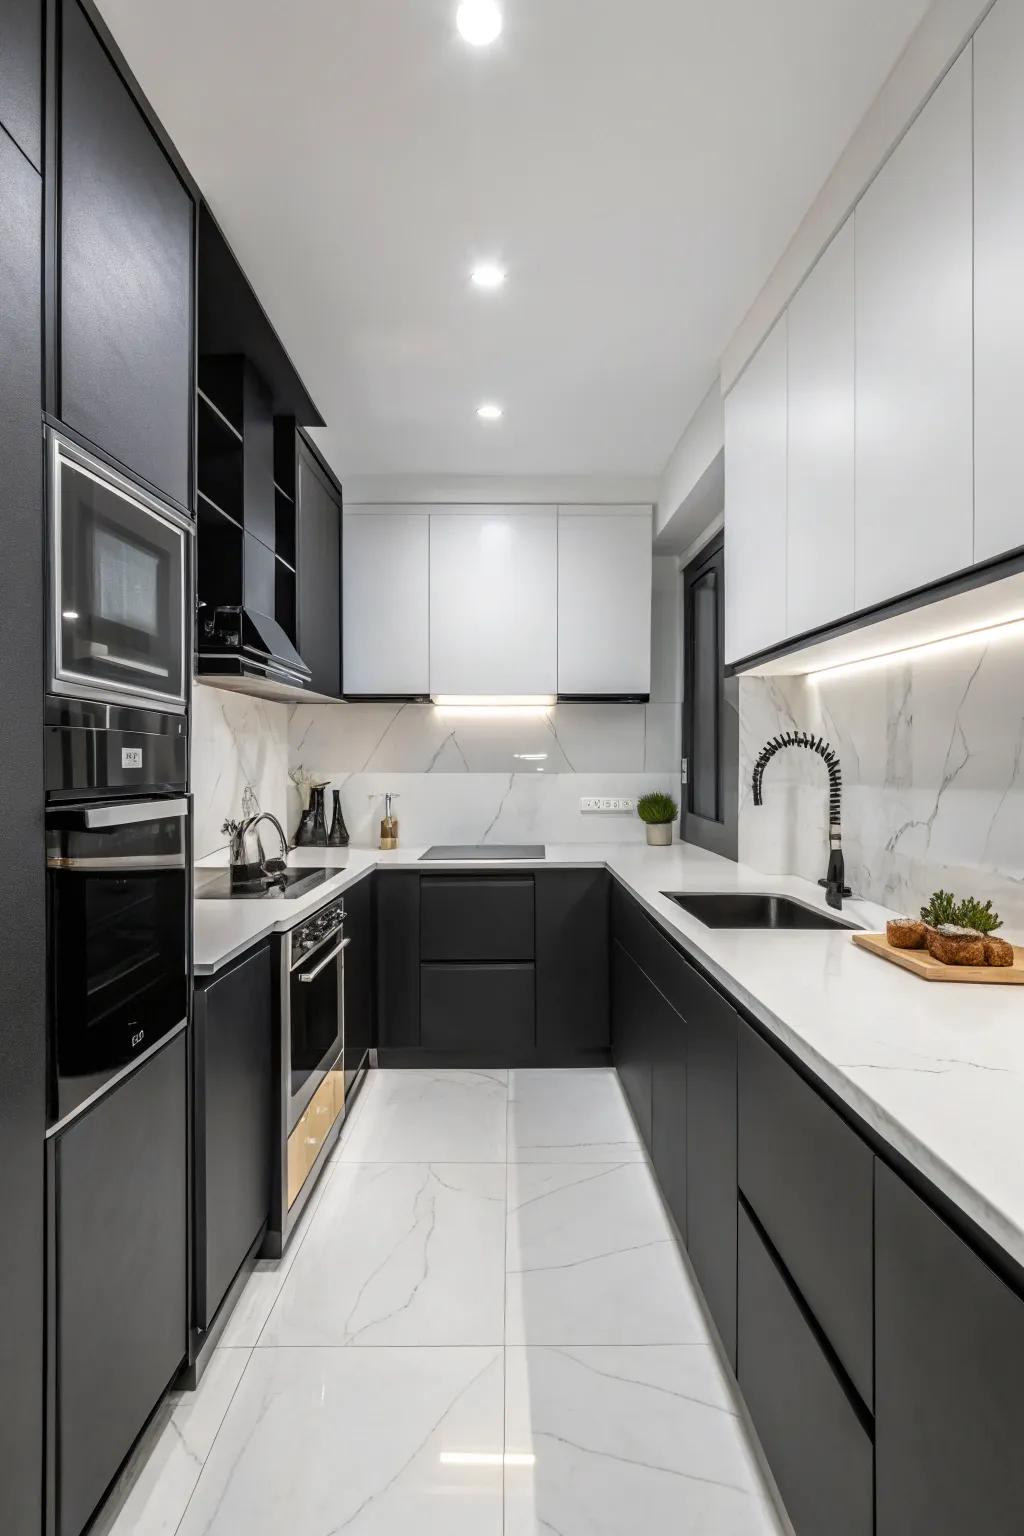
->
[751,732,851,910]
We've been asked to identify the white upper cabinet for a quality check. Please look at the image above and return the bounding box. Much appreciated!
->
[975,0,1024,564]
[786,216,855,638]
[429,508,558,696]
[854,50,974,610]
[557,508,652,695]
[724,314,788,664]
[343,510,430,696]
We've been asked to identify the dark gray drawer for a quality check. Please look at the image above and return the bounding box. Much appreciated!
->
[610,878,692,1019]
[738,1022,874,1409]
[738,1204,873,1536]
[420,963,535,1051]
[420,876,534,961]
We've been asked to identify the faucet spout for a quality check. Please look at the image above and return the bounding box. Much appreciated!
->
[751,732,851,910]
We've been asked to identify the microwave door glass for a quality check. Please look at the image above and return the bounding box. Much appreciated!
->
[54,449,186,708]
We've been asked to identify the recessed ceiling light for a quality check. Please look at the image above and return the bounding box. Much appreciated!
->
[477,402,503,421]
[456,0,502,46]
[471,262,506,290]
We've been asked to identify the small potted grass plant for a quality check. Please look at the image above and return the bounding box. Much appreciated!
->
[637,791,678,846]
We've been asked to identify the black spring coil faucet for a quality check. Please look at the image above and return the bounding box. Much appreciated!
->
[751,731,851,910]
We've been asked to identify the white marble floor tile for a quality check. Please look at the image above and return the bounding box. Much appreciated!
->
[260,1162,506,1346]
[175,1346,504,1536]
[338,1068,508,1163]
[90,1347,251,1536]
[504,1346,786,1535]
[327,1065,379,1164]
[507,1068,644,1162]
[217,1160,335,1347]
[506,1163,709,1345]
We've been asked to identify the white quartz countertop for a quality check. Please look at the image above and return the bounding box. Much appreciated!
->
[194,840,1024,1272]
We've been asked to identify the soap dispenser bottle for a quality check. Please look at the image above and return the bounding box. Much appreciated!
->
[379,792,399,850]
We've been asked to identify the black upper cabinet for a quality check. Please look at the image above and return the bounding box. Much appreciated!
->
[875,1161,1024,1535]
[57,0,194,508]
[193,945,273,1333]
[536,870,610,1051]
[2,0,42,168]
[0,126,45,1536]
[296,434,342,697]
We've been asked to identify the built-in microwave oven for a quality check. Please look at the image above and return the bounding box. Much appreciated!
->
[47,429,192,713]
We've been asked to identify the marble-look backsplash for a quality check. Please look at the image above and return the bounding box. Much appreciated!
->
[192,685,290,859]
[739,633,1024,929]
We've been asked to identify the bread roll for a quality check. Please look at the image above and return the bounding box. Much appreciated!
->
[887,918,928,949]
[927,925,986,966]
[984,937,1014,968]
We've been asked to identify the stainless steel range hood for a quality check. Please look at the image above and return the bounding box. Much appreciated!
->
[197,606,313,700]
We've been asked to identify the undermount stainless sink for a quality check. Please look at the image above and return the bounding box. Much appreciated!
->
[662,891,857,932]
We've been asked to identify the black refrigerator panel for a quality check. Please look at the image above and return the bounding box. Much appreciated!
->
[50,1032,188,1536]
[0,115,45,1536]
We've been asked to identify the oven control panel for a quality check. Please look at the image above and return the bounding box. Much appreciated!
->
[293,900,346,959]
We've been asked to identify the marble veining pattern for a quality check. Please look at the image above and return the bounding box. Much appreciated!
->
[94,1069,783,1535]
[739,632,1024,928]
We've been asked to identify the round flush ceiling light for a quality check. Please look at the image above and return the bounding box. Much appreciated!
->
[471,261,506,290]
[457,0,502,47]
[477,402,503,420]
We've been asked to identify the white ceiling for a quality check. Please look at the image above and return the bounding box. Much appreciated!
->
[98,0,928,484]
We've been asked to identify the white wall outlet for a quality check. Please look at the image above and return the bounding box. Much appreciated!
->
[579,796,637,813]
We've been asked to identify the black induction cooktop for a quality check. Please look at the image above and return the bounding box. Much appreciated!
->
[420,845,546,861]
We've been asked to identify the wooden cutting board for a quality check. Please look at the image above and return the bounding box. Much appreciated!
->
[852,931,1024,984]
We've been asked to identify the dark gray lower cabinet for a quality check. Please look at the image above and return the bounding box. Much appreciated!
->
[342,872,374,1092]
[376,872,420,1048]
[421,963,535,1052]
[611,941,654,1145]
[685,977,738,1366]
[50,1034,188,1536]
[194,945,273,1332]
[421,875,534,962]
[875,1160,1024,1535]
[738,1204,873,1536]
[650,985,686,1239]
[535,869,610,1051]
[738,1023,874,1409]
[378,869,611,1061]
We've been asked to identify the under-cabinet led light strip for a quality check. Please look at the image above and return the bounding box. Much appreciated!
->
[433,694,556,717]
[806,614,1024,683]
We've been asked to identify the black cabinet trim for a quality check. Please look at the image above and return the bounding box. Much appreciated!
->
[739,1191,874,1437]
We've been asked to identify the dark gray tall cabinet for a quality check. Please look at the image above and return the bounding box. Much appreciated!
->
[0,72,46,1536]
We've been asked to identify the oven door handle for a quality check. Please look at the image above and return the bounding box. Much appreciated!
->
[297,935,350,984]
[48,797,189,830]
